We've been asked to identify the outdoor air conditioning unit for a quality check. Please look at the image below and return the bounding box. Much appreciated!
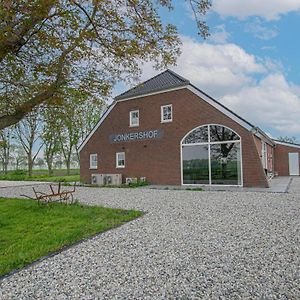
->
[126,177,138,185]
[140,177,147,182]
[91,174,102,185]
[104,174,122,186]
[91,174,122,186]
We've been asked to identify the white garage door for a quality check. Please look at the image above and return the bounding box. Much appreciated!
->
[288,153,299,176]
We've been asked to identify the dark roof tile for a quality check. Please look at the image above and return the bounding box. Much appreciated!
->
[115,69,189,100]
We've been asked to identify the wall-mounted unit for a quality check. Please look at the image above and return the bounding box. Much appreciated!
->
[91,174,122,186]
[125,177,138,185]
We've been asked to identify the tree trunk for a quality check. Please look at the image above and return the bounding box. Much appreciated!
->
[66,158,71,175]
[46,157,54,176]
[28,155,33,177]
[3,161,8,175]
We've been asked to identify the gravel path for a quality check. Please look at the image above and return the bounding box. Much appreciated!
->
[0,184,300,299]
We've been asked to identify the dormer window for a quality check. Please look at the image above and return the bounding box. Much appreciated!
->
[130,110,139,127]
[161,104,172,123]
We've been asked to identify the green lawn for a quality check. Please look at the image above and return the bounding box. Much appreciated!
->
[0,198,142,277]
[0,169,80,182]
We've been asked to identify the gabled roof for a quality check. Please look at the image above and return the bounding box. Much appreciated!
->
[115,69,190,101]
[79,69,275,152]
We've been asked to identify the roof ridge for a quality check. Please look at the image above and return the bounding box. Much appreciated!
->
[166,69,190,83]
[273,139,300,147]
[115,69,189,101]
[114,70,169,100]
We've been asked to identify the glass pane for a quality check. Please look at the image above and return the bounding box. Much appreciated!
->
[163,106,172,120]
[131,111,139,125]
[210,125,240,142]
[183,145,209,184]
[210,143,241,185]
[183,126,208,144]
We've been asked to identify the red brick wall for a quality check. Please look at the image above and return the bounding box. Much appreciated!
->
[274,144,300,176]
[80,88,269,187]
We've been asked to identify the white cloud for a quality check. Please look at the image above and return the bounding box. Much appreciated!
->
[138,37,300,136]
[222,74,300,134]
[209,24,230,44]
[212,0,300,20]
[245,19,278,40]
[140,37,265,98]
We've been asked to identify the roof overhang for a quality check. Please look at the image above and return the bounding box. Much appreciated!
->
[273,140,300,149]
[114,85,189,102]
[250,127,275,146]
[78,103,116,152]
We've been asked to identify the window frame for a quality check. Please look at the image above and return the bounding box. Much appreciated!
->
[89,153,98,169]
[161,104,173,123]
[129,110,139,127]
[116,152,125,168]
[181,124,243,187]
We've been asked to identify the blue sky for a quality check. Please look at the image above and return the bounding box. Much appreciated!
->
[114,0,300,141]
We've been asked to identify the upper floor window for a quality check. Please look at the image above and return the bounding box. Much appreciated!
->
[130,110,139,127]
[161,104,172,123]
[90,154,98,169]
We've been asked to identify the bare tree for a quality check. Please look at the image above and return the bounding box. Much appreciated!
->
[41,108,61,175]
[11,145,27,170]
[0,127,14,174]
[55,88,104,174]
[14,110,44,176]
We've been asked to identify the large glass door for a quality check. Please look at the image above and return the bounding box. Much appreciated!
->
[182,125,242,186]
[182,145,209,184]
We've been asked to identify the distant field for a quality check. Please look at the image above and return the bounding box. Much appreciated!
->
[0,169,80,182]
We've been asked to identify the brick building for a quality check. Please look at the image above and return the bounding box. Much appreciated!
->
[79,70,300,187]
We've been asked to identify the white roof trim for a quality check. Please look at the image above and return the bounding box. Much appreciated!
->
[78,103,116,152]
[251,128,274,146]
[187,85,253,131]
[274,140,300,149]
[115,85,188,102]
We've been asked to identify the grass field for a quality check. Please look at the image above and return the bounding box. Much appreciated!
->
[0,169,80,182]
[0,198,142,276]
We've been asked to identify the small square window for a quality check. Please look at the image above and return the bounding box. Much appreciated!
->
[161,105,172,123]
[130,110,139,127]
[116,152,125,168]
[90,154,98,169]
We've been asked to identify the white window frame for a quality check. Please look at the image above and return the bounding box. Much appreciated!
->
[161,104,173,123]
[129,110,139,127]
[89,154,98,169]
[116,152,125,168]
[261,141,267,169]
[180,124,243,187]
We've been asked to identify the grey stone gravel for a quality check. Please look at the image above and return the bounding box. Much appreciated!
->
[0,183,300,300]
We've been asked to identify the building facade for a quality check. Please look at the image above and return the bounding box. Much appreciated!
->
[79,70,300,187]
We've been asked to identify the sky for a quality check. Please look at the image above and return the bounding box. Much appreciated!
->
[113,0,300,142]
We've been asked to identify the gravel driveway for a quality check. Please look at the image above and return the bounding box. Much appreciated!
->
[0,184,300,299]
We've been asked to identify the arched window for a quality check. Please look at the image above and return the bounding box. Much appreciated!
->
[181,124,242,186]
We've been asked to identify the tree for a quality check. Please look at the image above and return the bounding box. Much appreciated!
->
[55,88,105,174]
[35,157,45,169]
[277,136,299,144]
[41,108,61,175]
[0,0,211,129]
[14,110,44,176]
[0,126,14,174]
[11,145,27,170]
